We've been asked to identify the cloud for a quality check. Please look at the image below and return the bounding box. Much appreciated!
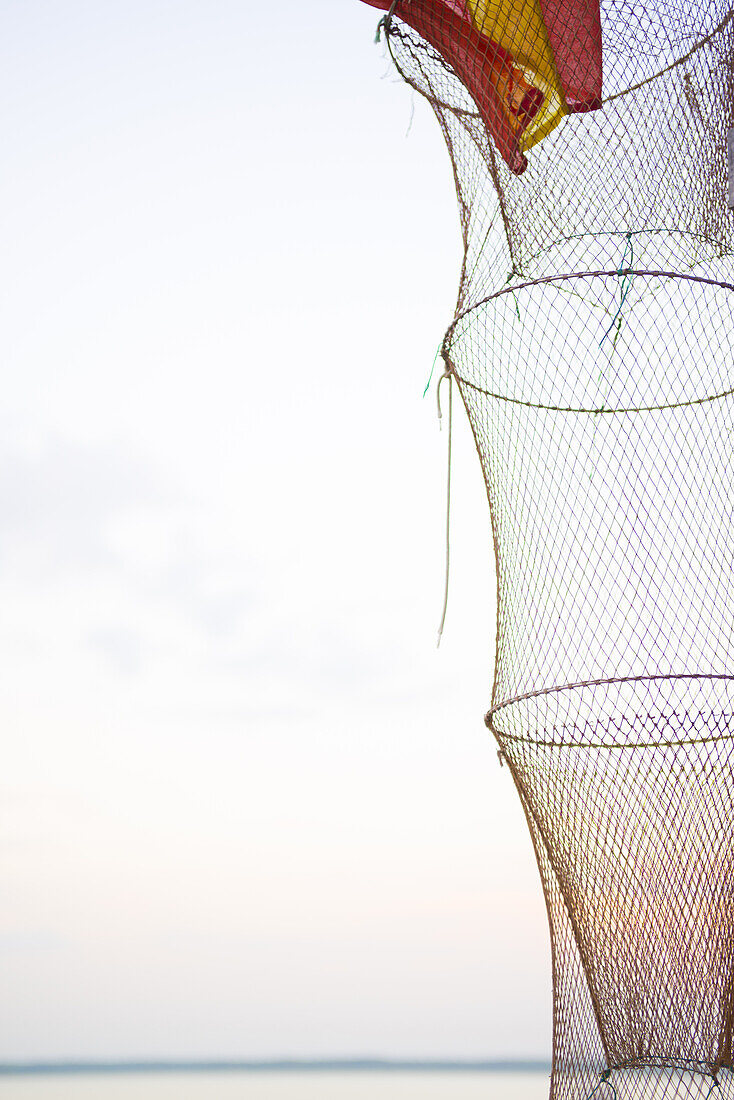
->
[85,625,143,676]
[0,436,258,651]
[0,437,171,574]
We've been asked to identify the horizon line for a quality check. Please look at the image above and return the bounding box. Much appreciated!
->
[0,1058,552,1076]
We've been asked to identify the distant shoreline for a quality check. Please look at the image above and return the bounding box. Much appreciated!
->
[0,1059,552,1076]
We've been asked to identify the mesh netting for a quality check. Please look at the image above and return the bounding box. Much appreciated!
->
[365,1,734,1096]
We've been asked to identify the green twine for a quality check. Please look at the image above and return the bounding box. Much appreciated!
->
[423,341,443,397]
[583,1070,617,1100]
[506,271,522,321]
[599,233,634,346]
[375,0,399,42]
[705,1075,720,1100]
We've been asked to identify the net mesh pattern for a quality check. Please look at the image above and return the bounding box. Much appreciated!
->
[375,2,734,1096]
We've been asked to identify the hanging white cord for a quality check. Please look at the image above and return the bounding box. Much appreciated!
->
[436,369,453,647]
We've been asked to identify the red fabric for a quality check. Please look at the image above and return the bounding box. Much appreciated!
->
[363,0,531,173]
[539,0,602,110]
[361,0,603,170]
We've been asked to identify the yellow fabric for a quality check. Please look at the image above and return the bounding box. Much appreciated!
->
[466,0,568,150]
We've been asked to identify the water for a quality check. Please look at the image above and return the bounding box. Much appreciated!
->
[0,1071,550,1100]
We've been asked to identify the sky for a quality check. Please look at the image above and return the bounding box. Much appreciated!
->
[0,0,550,1061]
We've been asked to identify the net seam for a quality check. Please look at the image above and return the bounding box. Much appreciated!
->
[446,270,734,334]
[486,673,734,748]
[456,373,734,414]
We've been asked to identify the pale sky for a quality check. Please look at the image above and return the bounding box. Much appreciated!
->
[0,0,550,1060]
